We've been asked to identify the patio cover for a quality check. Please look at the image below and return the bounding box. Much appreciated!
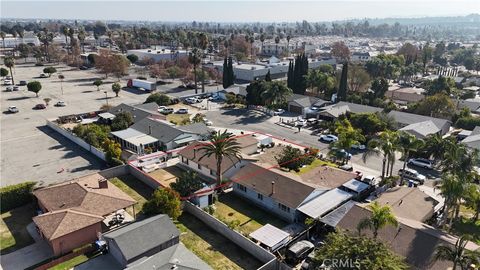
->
[249,224,290,251]
[297,188,353,219]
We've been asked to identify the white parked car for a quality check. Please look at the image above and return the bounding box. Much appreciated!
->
[204,119,213,126]
[176,108,189,114]
[398,168,426,184]
[55,101,66,107]
[351,144,366,150]
[319,134,338,143]
[4,79,12,85]
[185,97,201,104]
[160,107,174,114]
[273,109,285,115]
[408,158,434,169]
[6,86,13,92]
[8,106,19,113]
[296,118,307,126]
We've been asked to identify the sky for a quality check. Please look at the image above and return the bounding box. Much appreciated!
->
[1,0,479,22]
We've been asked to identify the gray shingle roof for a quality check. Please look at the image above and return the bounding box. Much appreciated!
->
[287,94,328,108]
[399,120,441,139]
[130,118,210,144]
[387,110,450,130]
[109,103,163,123]
[104,215,180,262]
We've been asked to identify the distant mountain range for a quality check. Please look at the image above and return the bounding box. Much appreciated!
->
[336,13,480,25]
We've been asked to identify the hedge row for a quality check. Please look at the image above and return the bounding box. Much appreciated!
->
[0,182,36,213]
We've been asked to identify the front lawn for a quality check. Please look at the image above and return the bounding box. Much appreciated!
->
[296,159,338,175]
[167,114,191,125]
[109,175,154,216]
[0,203,35,255]
[176,213,262,270]
[213,193,287,235]
[48,255,88,270]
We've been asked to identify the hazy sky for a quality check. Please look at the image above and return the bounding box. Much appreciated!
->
[1,0,479,22]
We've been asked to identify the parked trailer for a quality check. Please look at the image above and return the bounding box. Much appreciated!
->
[127,79,157,92]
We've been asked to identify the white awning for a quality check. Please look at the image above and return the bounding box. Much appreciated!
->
[249,224,290,251]
[297,188,353,219]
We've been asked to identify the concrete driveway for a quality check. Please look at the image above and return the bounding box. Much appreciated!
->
[0,241,53,270]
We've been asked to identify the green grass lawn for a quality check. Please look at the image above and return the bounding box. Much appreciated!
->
[48,255,89,270]
[167,114,191,125]
[296,159,338,175]
[213,193,287,235]
[109,175,154,216]
[0,203,35,255]
[176,213,262,270]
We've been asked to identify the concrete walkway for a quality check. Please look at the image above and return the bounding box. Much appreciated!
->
[0,223,53,270]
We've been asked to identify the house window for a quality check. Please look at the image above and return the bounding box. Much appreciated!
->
[237,184,247,192]
[198,164,202,170]
[257,193,263,201]
[278,203,290,213]
[210,169,216,176]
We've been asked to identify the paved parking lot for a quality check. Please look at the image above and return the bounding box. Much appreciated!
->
[0,63,149,187]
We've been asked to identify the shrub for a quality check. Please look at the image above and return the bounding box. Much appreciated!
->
[227,219,241,230]
[127,54,139,64]
[455,117,480,130]
[0,182,36,213]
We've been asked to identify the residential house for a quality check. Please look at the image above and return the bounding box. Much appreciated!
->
[458,99,480,115]
[109,103,165,124]
[231,162,357,222]
[216,84,248,100]
[76,215,211,270]
[385,86,425,104]
[177,140,257,182]
[32,173,136,256]
[336,204,480,270]
[287,94,330,116]
[111,118,212,153]
[461,126,480,151]
[126,48,188,62]
[351,52,375,62]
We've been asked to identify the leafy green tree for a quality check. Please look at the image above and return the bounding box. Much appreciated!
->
[347,64,371,93]
[276,145,314,172]
[145,93,171,106]
[27,81,42,97]
[330,119,365,164]
[166,66,181,80]
[112,82,121,97]
[43,67,57,77]
[198,130,242,187]
[246,80,267,106]
[102,138,123,166]
[192,113,205,123]
[357,201,398,239]
[434,235,479,270]
[349,112,388,136]
[312,231,408,270]
[424,76,456,96]
[18,43,30,63]
[4,56,15,85]
[397,132,425,185]
[370,78,389,99]
[126,54,139,64]
[412,93,455,119]
[421,43,433,75]
[143,187,182,219]
[465,184,480,221]
[93,79,103,91]
[170,171,204,197]
[305,69,336,97]
[0,67,8,77]
[111,112,133,131]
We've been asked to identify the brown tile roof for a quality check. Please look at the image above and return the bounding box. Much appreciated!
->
[337,204,479,270]
[374,187,439,222]
[299,165,357,189]
[33,209,103,240]
[235,135,258,149]
[178,141,244,174]
[231,163,316,209]
[33,173,136,217]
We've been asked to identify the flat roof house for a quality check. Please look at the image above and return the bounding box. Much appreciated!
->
[287,94,330,116]
[32,173,136,256]
[109,103,165,124]
[126,48,188,63]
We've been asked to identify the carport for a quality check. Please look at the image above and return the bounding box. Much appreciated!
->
[249,224,290,252]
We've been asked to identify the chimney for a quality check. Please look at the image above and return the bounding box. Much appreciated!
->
[98,178,108,189]
[271,181,275,195]
[148,125,152,135]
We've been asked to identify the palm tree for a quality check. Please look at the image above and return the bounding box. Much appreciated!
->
[286,35,291,56]
[58,74,65,95]
[260,81,293,108]
[259,34,265,55]
[77,27,86,53]
[363,131,399,179]
[434,235,478,270]
[421,133,448,163]
[398,132,425,185]
[439,174,465,228]
[197,33,208,94]
[188,47,201,94]
[4,57,15,85]
[357,201,398,239]
[198,130,242,188]
[274,36,280,56]
[0,31,6,51]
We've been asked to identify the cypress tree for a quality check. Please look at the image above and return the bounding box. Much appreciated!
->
[293,55,301,94]
[287,60,294,89]
[226,56,235,88]
[265,70,272,81]
[222,57,228,89]
[337,62,348,101]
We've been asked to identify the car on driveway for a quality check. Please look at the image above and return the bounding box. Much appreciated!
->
[398,168,426,184]
[34,104,46,110]
[176,108,189,114]
[160,107,174,114]
[6,86,13,92]
[204,119,213,126]
[351,143,366,150]
[8,106,19,113]
[339,164,353,171]
[273,109,285,115]
[55,101,66,107]
[13,86,19,91]
[408,158,434,169]
[39,73,48,78]
[19,80,27,86]
[319,134,338,143]
[4,79,12,85]
[185,97,201,104]
[296,118,307,126]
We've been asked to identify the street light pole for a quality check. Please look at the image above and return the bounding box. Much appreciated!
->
[104,91,108,106]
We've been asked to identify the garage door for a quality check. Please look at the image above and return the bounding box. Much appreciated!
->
[289,104,303,114]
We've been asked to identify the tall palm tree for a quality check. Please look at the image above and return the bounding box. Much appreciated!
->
[440,174,465,228]
[188,47,201,94]
[198,130,242,188]
[259,34,265,55]
[77,27,86,54]
[4,57,15,85]
[0,31,6,51]
[357,201,398,239]
[260,81,293,108]
[286,35,291,56]
[363,131,399,179]
[274,36,280,56]
[197,33,208,94]
[398,132,425,185]
[434,235,478,270]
